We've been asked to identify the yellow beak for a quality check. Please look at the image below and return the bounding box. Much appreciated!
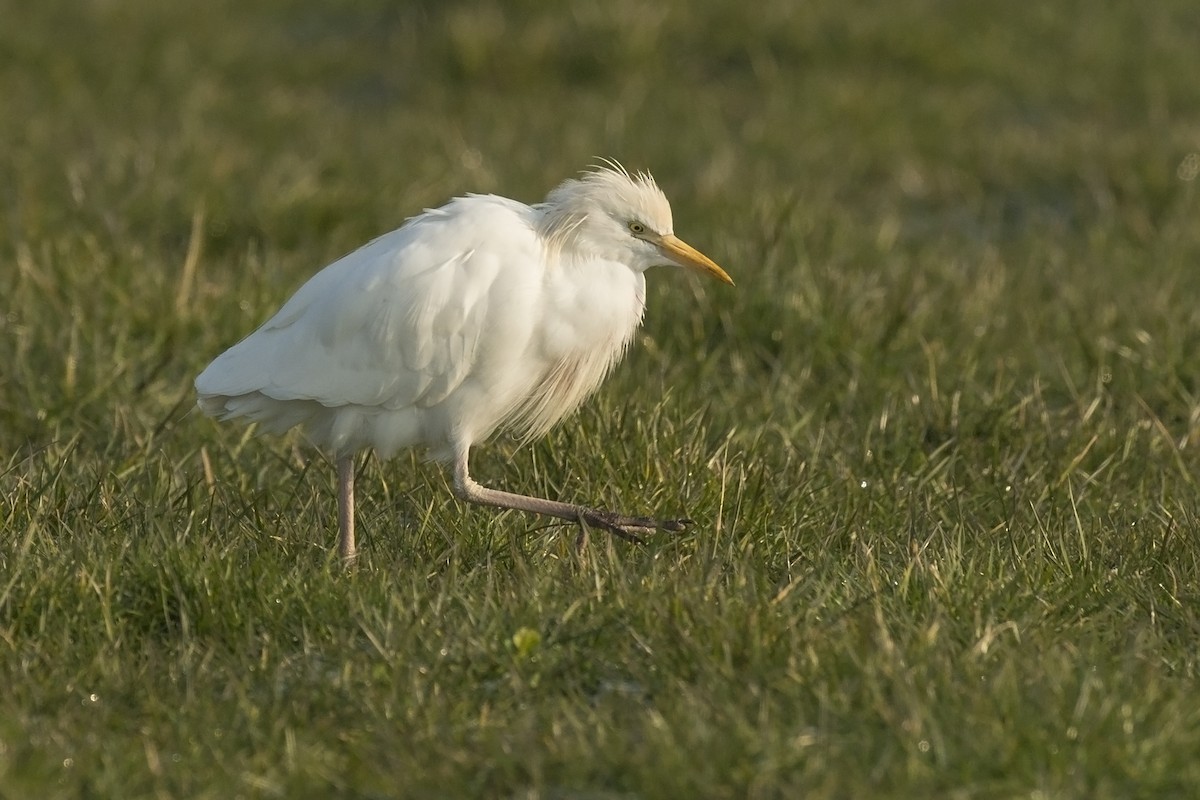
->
[656,234,735,286]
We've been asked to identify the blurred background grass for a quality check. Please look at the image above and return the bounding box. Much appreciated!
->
[2,1,1200,797]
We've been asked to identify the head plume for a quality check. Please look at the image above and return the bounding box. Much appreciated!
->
[537,160,673,255]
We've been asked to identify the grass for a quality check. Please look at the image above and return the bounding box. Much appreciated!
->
[3,0,1200,797]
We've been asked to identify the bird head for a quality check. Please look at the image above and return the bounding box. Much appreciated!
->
[538,162,734,285]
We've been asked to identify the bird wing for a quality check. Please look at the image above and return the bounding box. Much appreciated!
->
[195,195,541,411]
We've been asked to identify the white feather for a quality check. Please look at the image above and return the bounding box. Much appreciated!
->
[195,168,672,460]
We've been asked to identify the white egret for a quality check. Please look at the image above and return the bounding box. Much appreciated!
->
[195,162,733,560]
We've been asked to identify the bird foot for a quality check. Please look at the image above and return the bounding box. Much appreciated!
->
[579,509,693,544]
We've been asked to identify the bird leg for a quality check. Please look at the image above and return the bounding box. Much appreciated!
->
[451,449,691,543]
[337,455,357,562]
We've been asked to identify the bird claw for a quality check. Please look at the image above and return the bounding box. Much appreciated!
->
[578,510,693,544]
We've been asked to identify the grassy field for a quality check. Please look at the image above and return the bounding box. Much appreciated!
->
[3,0,1200,797]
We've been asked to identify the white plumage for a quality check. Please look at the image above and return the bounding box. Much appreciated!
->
[196,163,733,559]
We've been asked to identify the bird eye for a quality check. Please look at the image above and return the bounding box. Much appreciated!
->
[628,221,646,234]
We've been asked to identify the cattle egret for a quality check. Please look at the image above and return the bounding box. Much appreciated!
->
[196,162,733,560]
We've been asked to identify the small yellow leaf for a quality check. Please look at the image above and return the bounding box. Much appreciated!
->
[511,627,541,658]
